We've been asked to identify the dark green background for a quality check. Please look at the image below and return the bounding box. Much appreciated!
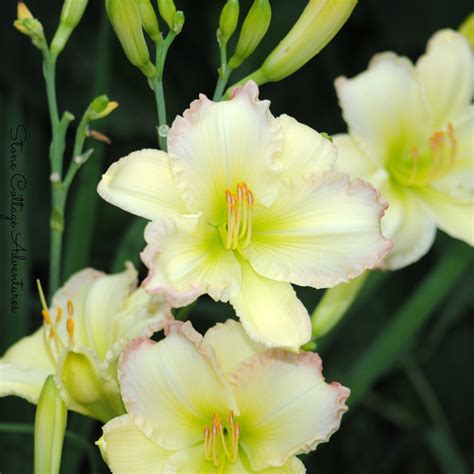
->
[1,0,473,473]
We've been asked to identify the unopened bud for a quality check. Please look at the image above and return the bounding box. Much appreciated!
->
[157,0,176,30]
[460,13,474,50]
[86,95,119,121]
[138,0,161,42]
[218,0,239,46]
[172,10,185,34]
[106,0,156,77]
[228,0,271,69]
[249,0,357,84]
[50,0,89,57]
[13,2,47,50]
[34,376,67,474]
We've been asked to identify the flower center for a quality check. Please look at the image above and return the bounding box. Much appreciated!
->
[37,280,75,366]
[219,183,254,250]
[203,411,240,467]
[387,123,457,187]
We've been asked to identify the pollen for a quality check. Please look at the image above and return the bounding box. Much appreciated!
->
[203,411,240,467]
[222,183,254,250]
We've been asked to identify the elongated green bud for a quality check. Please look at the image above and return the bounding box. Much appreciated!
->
[228,0,271,69]
[218,0,239,46]
[34,376,67,474]
[157,0,176,30]
[13,2,47,51]
[311,271,368,340]
[50,0,89,57]
[234,0,356,88]
[460,13,474,49]
[138,0,161,42]
[106,0,156,77]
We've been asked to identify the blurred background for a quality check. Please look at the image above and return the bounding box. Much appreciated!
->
[0,0,473,472]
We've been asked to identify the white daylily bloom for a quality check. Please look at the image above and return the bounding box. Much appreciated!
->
[97,319,350,473]
[98,81,391,350]
[334,29,474,269]
[0,264,171,422]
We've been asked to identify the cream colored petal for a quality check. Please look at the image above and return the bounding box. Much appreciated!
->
[333,133,378,179]
[167,447,306,473]
[277,114,337,181]
[229,261,311,350]
[335,52,431,165]
[415,187,474,246]
[141,216,241,306]
[431,106,474,200]
[168,81,283,222]
[0,328,54,403]
[97,148,188,220]
[97,415,174,473]
[203,320,267,375]
[379,181,437,270]
[247,174,391,288]
[230,350,349,471]
[416,29,473,127]
[50,267,104,347]
[118,322,237,451]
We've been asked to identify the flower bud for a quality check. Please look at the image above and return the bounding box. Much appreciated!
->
[218,0,239,46]
[50,0,89,57]
[106,0,156,77]
[13,3,47,51]
[86,95,119,121]
[157,0,176,30]
[138,0,161,42]
[460,13,474,50]
[58,350,124,422]
[34,376,67,474]
[172,10,185,34]
[228,0,271,69]
[243,0,357,84]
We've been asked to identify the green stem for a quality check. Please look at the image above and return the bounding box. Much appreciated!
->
[345,241,473,405]
[153,31,176,151]
[213,42,233,101]
[0,423,100,474]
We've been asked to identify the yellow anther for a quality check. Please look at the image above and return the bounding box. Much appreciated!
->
[55,307,63,325]
[223,183,254,250]
[67,300,74,317]
[41,309,51,325]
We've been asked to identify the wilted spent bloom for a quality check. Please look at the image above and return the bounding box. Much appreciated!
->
[34,376,67,474]
[50,0,89,57]
[106,0,156,77]
[334,29,474,269]
[228,0,271,69]
[86,95,119,121]
[98,320,350,472]
[0,264,171,422]
[238,0,357,85]
[13,2,47,51]
[98,81,391,350]
[218,0,239,46]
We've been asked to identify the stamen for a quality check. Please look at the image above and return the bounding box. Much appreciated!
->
[67,300,75,346]
[223,183,254,250]
[203,411,240,466]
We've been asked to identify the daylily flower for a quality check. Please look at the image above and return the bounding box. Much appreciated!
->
[97,319,350,472]
[334,29,474,269]
[98,81,391,350]
[0,264,171,422]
